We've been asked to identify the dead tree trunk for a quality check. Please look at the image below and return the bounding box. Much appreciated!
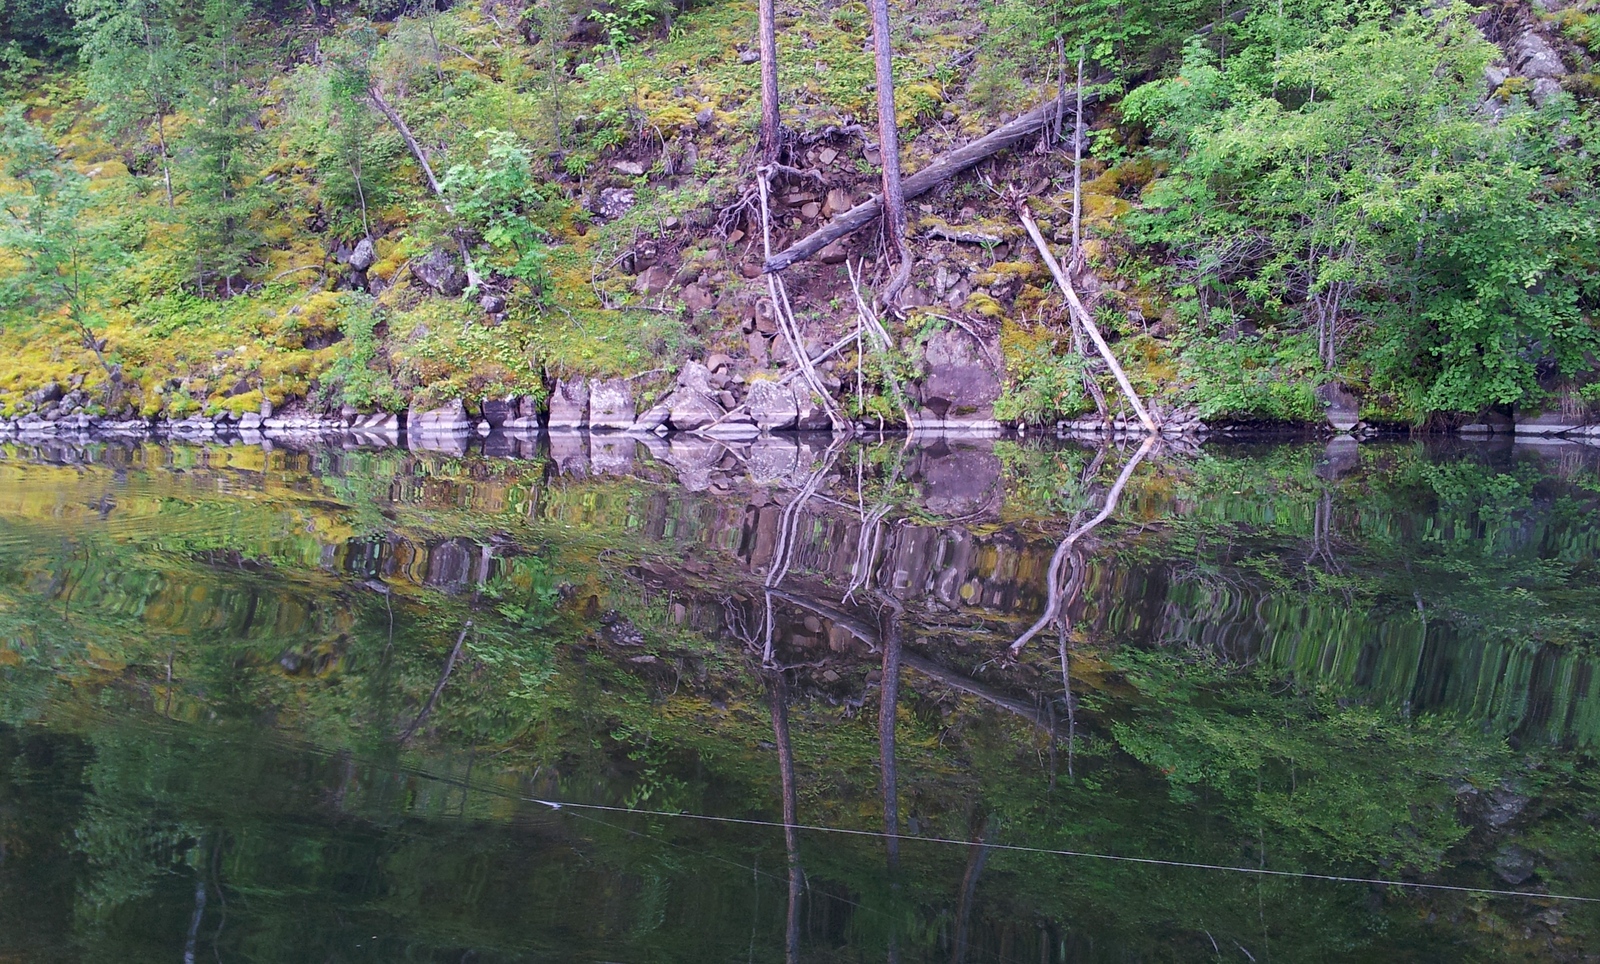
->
[868,0,911,307]
[1017,202,1158,433]
[758,0,781,163]
[369,87,444,199]
[763,92,1099,273]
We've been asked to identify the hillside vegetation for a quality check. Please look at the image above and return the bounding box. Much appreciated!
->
[0,0,1597,429]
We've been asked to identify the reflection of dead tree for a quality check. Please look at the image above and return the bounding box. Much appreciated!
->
[899,653,1066,734]
[1011,436,1156,655]
[762,437,851,662]
[399,620,473,743]
[951,821,993,964]
[765,672,804,964]
[878,599,904,872]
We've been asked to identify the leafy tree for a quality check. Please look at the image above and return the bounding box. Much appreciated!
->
[440,130,552,297]
[1125,5,1600,419]
[178,0,263,296]
[70,0,186,206]
[0,109,126,389]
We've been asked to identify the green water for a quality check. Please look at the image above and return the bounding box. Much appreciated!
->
[2,434,1599,962]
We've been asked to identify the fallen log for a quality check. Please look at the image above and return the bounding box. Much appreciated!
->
[762,91,1099,273]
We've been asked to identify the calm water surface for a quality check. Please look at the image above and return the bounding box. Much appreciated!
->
[2,433,1599,962]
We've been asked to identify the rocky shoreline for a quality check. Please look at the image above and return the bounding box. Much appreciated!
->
[6,353,1598,445]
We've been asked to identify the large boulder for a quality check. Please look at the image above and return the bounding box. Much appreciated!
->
[350,237,377,271]
[747,379,799,431]
[547,378,589,430]
[589,378,636,430]
[666,389,725,431]
[412,248,467,297]
[915,328,1002,423]
[1315,382,1360,433]
[408,398,470,434]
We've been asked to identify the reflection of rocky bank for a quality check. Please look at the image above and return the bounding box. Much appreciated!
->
[4,434,1600,747]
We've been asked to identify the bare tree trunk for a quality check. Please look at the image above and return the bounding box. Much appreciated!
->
[399,621,472,743]
[1011,435,1155,653]
[867,0,911,307]
[1070,51,1085,268]
[878,603,902,872]
[155,113,174,208]
[758,0,781,164]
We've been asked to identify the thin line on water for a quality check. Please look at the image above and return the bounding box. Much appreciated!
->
[87,715,1600,907]
[525,797,1600,905]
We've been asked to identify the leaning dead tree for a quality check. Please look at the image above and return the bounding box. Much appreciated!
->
[1016,199,1158,433]
[762,91,1101,273]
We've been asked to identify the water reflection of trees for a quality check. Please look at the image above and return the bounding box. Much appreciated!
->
[4,438,1600,960]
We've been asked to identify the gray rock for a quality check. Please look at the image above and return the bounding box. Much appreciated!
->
[677,360,715,393]
[666,388,725,431]
[702,418,760,440]
[353,413,400,432]
[738,49,759,63]
[1486,787,1530,829]
[590,187,636,221]
[1515,411,1582,436]
[1316,382,1361,432]
[480,398,516,428]
[350,237,377,271]
[547,378,590,430]
[635,265,673,295]
[1531,77,1564,106]
[239,412,263,430]
[747,379,799,431]
[612,160,645,176]
[631,400,671,433]
[1511,30,1566,80]
[915,328,1002,422]
[1492,845,1536,886]
[412,248,468,297]
[480,293,508,315]
[408,398,470,434]
[795,390,834,431]
[681,283,715,313]
[589,378,636,430]
[29,382,62,405]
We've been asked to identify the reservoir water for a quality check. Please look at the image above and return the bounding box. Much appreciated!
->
[2,433,1598,961]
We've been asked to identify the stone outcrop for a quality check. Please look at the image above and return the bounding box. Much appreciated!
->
[911,328,1002,430]
[411,248,467,297]
[408,399,470,434]
[589,378,636,430]
[747,380,799,431]
[547,378,589,430]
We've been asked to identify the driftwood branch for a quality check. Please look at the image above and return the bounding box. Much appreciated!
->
[1016,202,1158,433]
[763,91,1099,273]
